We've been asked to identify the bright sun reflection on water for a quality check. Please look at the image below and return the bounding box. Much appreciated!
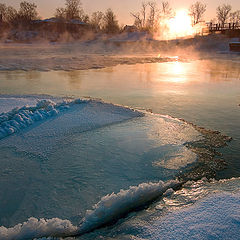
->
[155,60,188,83]
[172,61,186,75]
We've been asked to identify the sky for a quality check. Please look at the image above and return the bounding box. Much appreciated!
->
[1,0,240,24]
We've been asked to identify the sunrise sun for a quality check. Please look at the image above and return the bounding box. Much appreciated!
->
[168,9,194,38]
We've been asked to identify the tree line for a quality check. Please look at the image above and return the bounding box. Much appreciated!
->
[0,1,38,27]
[0,0,120,34]
[0,0,239,34]
[131,1,240,33]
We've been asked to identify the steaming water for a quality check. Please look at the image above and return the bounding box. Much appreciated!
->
[0,57,240,239]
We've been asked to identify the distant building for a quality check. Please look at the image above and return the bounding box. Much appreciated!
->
[31,18,89,33]
[123,25,138,32]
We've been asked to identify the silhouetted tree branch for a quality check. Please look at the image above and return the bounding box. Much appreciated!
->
[189,1,206,25]
[90,11,104,31]
[216,4,232,26]
[55,0,89,22]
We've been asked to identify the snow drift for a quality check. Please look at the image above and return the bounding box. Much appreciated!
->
[0,98,142,140]
[143,191,240,240]
[77,179,181,235]
[0,218,78,240]
[0,99,72,139]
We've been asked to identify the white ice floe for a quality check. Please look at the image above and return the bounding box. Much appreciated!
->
[0,97,38,114]
[2,178,240,240]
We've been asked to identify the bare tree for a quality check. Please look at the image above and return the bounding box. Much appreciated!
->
[131,2,147,30]
[0,3,19,26]
[161,1,172,17]
[55,7,66,19]
[141,2,148,28]
[216,4,232,26]
[5,6,18,25]
[131,12,142,29]
[229,10,240,25]
[90,11,104,30]
[103,8,119,34]
[65,0,83,19]
[189,1,206,25]
[147,1,157,30]
[18,1,38,23]
[55,0,88,21]
[0,3,7,22]
[131,1,160,32]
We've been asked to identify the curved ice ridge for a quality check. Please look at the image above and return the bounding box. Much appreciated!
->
[0,180,180,240]
[0,98,88,140]
[77,179,181,235]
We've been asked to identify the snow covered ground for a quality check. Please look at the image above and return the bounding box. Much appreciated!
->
[139,178,240,240]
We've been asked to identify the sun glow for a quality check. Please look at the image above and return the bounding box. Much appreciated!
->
[168,9,194,38]
[156,9,201,40]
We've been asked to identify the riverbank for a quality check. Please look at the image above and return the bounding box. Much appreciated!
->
[0,34,237,72]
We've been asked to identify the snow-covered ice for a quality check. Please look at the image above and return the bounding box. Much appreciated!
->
[0,95,237,240]
[0,98,69,139]
[0,180,180,240]
[78,180,181,235]
[143,191,240,240]
[0,97,143,155]
[1,177,240,240]
[0,218,78,240]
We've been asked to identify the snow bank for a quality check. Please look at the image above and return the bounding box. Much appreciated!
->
[0,95,64,114]
[0,99,72,139]
[77,180,181,235]
[143,192,240,240]
[0,97,38,114]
